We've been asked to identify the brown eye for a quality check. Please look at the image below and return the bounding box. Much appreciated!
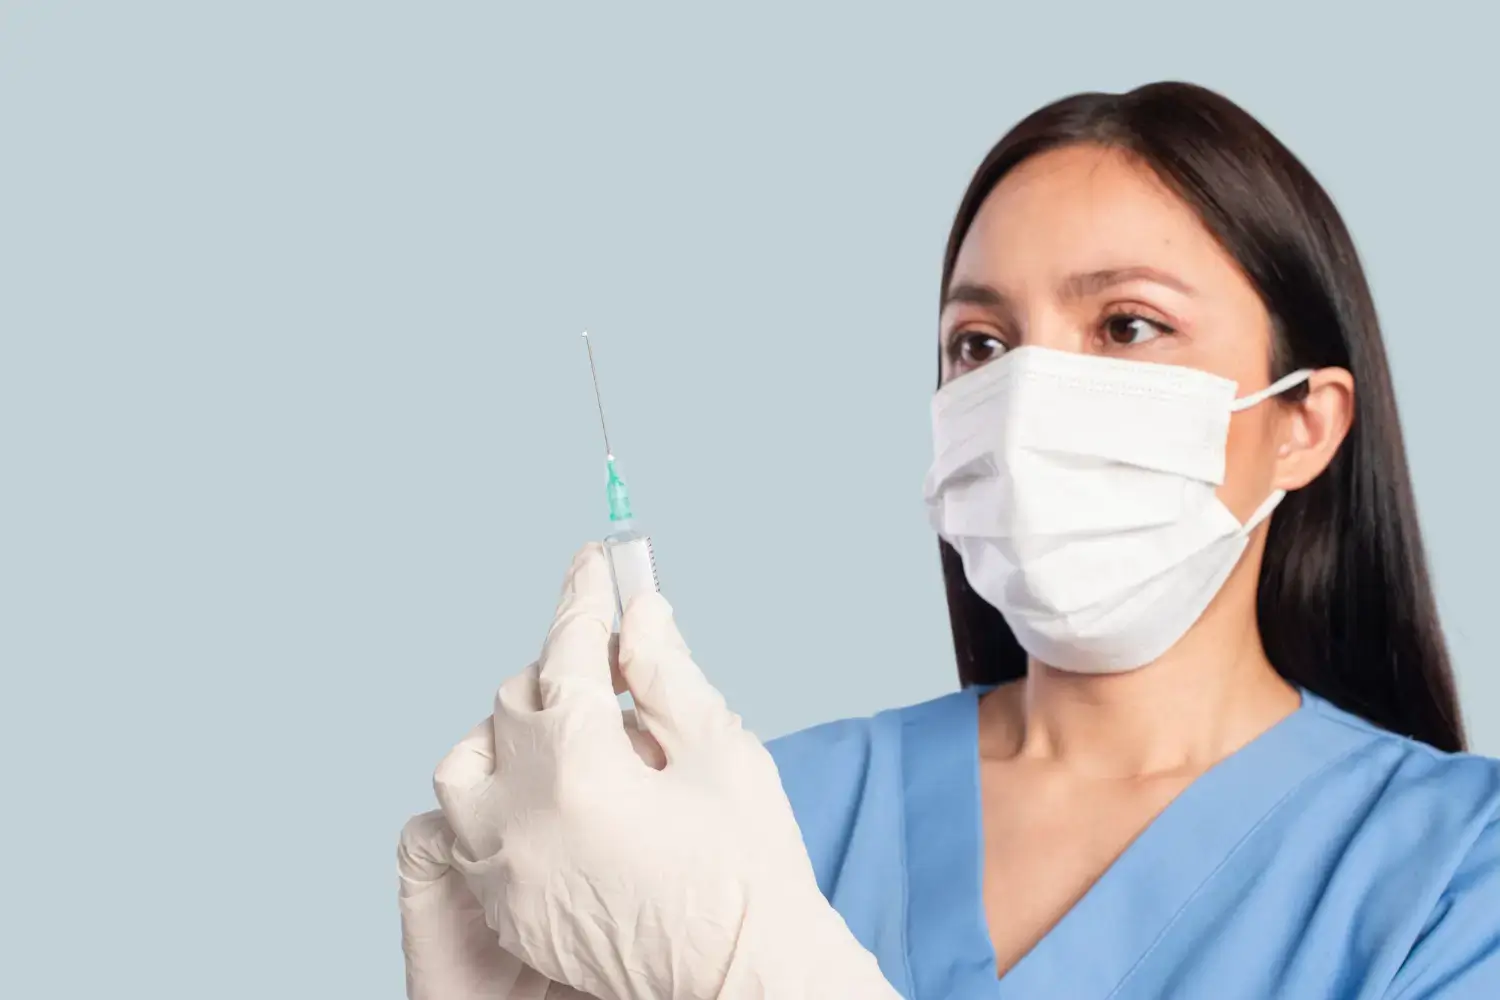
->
[953,331,1005,369]
[1103,313,1172,346]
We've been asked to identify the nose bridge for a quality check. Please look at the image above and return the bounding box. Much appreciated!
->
[1015,300,1089,353]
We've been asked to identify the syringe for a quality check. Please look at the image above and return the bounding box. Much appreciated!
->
[582,331,660,617]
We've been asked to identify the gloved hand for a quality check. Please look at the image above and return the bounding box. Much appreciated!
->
[400,709,666,1000]
[398,808,563,1000]
[432,543,901,1000]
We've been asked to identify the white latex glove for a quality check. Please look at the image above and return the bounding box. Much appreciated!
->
[432,543,901,1000]
[398,808,565,999]
[400,709,666,1000]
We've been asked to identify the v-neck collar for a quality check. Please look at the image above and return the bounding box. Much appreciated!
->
[898,686,1372,1000]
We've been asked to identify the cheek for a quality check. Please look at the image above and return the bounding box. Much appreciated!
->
[938,343,958,384]
[1217,406,1282,522]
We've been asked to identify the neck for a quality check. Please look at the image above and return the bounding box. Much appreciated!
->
[981,569,1302,779]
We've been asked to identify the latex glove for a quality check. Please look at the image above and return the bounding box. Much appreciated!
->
[400,710,665,1000]
[433,543,901,1000]
[398,808,566,999]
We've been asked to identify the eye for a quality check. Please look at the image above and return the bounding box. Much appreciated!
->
[1102,313,1174,346]
[949,330,1006,370]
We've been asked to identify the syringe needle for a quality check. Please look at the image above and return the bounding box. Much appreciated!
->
[582,330,613,460]
[579,329,659,614]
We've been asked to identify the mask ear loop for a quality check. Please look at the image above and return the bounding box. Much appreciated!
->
[1241,489,1287,532]
[1229,369,1314,412]
[1229,368,1316,531]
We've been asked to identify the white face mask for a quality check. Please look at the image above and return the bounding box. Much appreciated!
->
[923,345,1313,674]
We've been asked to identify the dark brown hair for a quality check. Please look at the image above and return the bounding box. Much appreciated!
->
[940,82,1466,752]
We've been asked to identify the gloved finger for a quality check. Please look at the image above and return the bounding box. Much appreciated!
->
[535,543,620,717]
[433,716,496,808]
[618,591,737,756]
[493,660,543,719]
[398,810,530,1000]
[433,715,516,861]
[397,810,457,892]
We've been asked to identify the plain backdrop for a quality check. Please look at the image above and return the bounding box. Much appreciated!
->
[2,3,1496,997]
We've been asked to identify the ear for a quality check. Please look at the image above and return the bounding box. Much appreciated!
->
[1273,367,1355,491]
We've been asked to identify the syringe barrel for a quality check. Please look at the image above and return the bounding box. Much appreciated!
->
[603,521,659,616]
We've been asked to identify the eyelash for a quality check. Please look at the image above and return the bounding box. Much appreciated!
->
[1100,312,1177,346]
[946,311,1178,369]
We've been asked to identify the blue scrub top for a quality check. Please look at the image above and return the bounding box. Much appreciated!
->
[765,687,1500,999]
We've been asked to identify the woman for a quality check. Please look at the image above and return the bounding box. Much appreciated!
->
[399,82,1500,999]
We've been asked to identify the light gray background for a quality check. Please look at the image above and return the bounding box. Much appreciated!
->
[2,3,1495,997]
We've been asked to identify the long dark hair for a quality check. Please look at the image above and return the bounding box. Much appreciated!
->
[939,82,1467,752]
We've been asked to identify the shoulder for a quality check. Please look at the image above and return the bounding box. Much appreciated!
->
[1303,693,1500,855]
[1305,695,1500,996]
[763,711,886,827]
[764,687,978,795]
[766,709,892,768]
[1378,751,1500,997]
[763,689,979,893]
[1306,694,1500,819]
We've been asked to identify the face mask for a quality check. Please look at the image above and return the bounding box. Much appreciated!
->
[923,345,1312,674]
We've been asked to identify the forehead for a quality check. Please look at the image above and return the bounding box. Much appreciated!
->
[952,144,1238,285]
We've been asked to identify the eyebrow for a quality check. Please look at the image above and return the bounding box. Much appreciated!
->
[1061,266,1196,299]
[942,266,1197,311]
